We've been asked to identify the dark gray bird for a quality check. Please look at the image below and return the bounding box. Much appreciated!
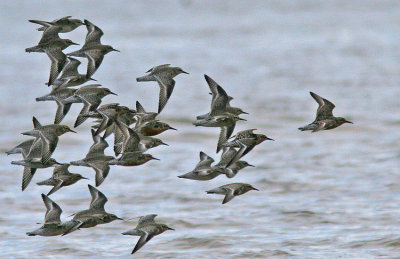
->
[214,147,254,178]
[134,101,176,136]
[122,214,174,254]
[50,57,96,88]
[29,16,84,33]
[178,152,225,181]
[70,130,114,186]
[67,19,119,77]
[223,129,274,167]
[26,194,70,236]
[206,183,259,204]
[21,117,76,164]
[62,185,122,236]
[63,84,117,127]
[36,86,76,124]
[299,92,353,132]
[36,163,88,195]
[196,75,248,120]
[136,64,189,113]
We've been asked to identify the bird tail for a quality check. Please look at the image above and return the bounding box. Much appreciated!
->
[25,45,42,53]
[136,75,153,82]
[29,19,54,27]
[298,124,314,131]
[36,94,53,102]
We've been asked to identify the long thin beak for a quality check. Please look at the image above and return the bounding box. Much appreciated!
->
[267,137,274,141]
[345,120,353,124]
[110,91,118,96]
[55,161,62,165]
[252,187,260,191]
[161,142,169,146]
[169,126,177,131]
[71,42,79,45]
[182,71,189,74]
[112,48,120,52]
[242,111,249,114]
[167,227,175,230]
[89,77,97,81]
[248,164,255,167]
[238,118,247,121]
[152,157,160,161]
[81,177,89,180]
[117,217,124,220]
[69,129,77,133]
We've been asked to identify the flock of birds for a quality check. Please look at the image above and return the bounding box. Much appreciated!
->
[6,16,353,255]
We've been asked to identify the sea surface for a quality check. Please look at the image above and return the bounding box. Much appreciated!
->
[0,1,399,258]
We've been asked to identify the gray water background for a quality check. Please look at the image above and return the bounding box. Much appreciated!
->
[0,0,399,258]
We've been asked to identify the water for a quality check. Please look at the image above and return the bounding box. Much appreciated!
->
[0,0,399,258]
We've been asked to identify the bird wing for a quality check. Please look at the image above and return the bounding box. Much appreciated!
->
[137,214,157,228]
[225,139,256,168]
[39,131,58,164]
[38,25,61,44]
[154,75,175,113]
[88,184,108,211]
[216,147,237,167]
[146,64,170,73]
[216,124,235,153]
[54,99,71,124]
[222,188,235,204]
[135,101,146,113]
[47,178,64,196]
[194,152,214,170]
[310,92,335,121]
[42,193,62,224]
[85,49,105,78]
[59,57,80,78]
[132,231,153,254]
[22,167,37,191]
[83,19,104,47]
[46,48,67,86]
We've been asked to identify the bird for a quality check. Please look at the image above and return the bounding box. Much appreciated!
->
[299,92,353,132]
[35,86,76,124]
[69,129,114,186]
[196,75,248,120]
[108,151,159,167]
[214,147,255,178]
[206,183,259,204]
[50,57,96,88]
[178,152,225,181]
[62,84,117,127]
[26,194,70,236]
[193,113,245,153]
[36,163,88,195]
[134,101,176,136]
[122,214,174,254]
[67,19,119,77]
[29,16,84,33]
[62,185,122,236]
[136,64,189,113]
[223,129,274,167]
[5,139,35,156]
[21,116,76,164]
[193,75,247,152]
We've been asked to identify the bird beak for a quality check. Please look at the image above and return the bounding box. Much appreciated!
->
[112,48,120,52]
[161,142,169,146]
[169,126,177,131]
[242,111,249,115]
[181,71,189,74]
[89,77,97,81]
[71,42,79,45]
[117,217,124,220]
[247,164,255,167]
[167,227,175,230]
[252,187,260,191]
[69,129,77,133]
[345,120,353,124]
[110,91,118,96]
[81,176,89,180]
[152,157,160,161]
[266,137,274,141]
[238,117,247,121]
[55,161,62,165]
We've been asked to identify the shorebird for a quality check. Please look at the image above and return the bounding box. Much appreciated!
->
[122,214,174,254]
[63,185,122,235]
[36,86,76,124]
[26,194,69,236]
[108,151,159,167]
[63,84,117,127]
[50,57,96,88]
[206,183,259,204]
[196,75,248,120]
[29,16,84,33]
[223,129,274,167]
[214,147,254,178]
[193,113,245,153]
[67,19,119,77]
[178,152,225,181]
[299,92,353,132]
[136,64,188,113]
[70,130,113,186]
[134,101,176,136]
[36,163,88,195]
[21,116,76,164]
[6,139,35,157]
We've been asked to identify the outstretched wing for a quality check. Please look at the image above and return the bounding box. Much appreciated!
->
[310,92,335,121]
[42,193,62,224]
